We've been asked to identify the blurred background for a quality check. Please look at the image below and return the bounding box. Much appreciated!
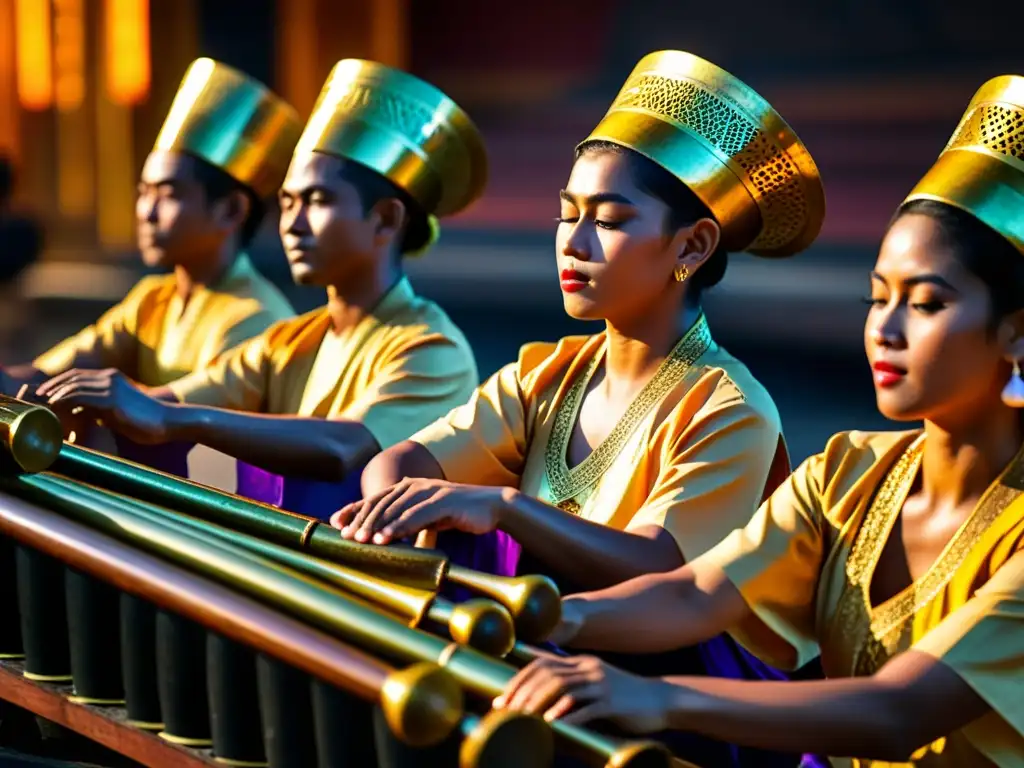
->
[1,0,1021,462]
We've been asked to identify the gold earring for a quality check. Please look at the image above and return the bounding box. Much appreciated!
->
[673,265,689,283]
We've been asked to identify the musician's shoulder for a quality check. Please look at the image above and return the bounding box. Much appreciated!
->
[514,334,601,387]
[262,306,329,346]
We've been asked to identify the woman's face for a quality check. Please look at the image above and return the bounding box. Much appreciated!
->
[555,150,698,324]
[865,212,1014,427]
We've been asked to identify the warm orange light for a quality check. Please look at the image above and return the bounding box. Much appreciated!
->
[53,0,85,112]
[105,0,150,105]
[14,0,53,111]
[0,0,21,157]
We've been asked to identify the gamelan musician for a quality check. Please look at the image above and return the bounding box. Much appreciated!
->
[5,59,298,406]
[331,51,830,767]
[495,75,1024,768]
[36,60,486,513]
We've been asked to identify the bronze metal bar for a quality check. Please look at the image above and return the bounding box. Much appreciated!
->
[6,474,666,767]
[0,487,462,748]
[53,442,448,590]
[45,472,516,656]
[0,394,63,472]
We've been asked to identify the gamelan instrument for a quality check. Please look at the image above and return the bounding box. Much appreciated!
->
[0,396,685,768]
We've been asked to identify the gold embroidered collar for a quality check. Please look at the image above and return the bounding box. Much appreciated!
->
[543,313,713,513]
[839,433,1024,675]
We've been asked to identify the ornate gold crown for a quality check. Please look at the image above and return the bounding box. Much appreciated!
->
[903,74,1024,255]
[295,59,488,218]
[153,58,302,200]
[579,50,825,258]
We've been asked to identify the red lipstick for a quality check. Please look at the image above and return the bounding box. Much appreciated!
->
[560,268,590,293]
[872,361,906,388]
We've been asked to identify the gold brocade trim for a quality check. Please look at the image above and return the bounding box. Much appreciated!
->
[835,435,1024,676]
[543,314,713,512]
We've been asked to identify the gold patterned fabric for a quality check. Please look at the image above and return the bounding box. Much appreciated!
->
[703,430,1024,766]
[296,59,487,218]
[904,75,1024,255]
[410,315,788,561]
[580,51,825,257]
[167,277,478,450]
[33,255,294,387]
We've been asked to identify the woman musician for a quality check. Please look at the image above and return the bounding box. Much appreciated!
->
[332,50,828,767]
[495,75,1024,768]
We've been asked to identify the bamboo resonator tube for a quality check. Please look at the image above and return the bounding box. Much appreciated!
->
[0,489,462,749]
[7,472,669,768]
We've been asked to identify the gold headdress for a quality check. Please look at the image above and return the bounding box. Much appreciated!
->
[295,59,488,218]
[579,51,825,258]
[903,74,1024,255]
[153,58,302,199]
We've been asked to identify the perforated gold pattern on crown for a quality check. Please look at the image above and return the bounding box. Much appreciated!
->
[945,101,1024,167]
[544,315,713,512]
[902,74,1024,256]
[611,73,808,254]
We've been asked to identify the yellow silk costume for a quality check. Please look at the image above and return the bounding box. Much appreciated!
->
[167,277,478,451]
[34,59,302,388]
[704,430,1024,767]
[412,314,789,560]
[160,60,488,451]
[702,74,1024,767]
[33,255,293,387]
[412,50,826,559]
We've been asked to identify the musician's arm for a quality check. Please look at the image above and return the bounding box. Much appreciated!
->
[497,492,686,587]
[361,440,447,491]
[163,334,475,480]
[653,653,990,760]
[162,405,380,480]
[469,397,780,588]
[555,448,826,661]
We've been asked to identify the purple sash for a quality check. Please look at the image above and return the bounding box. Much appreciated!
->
[235,462,364,521]
[113,435,192,478]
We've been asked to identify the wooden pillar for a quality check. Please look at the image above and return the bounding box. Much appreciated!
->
[275,0,410,119]
[53,0,96,250]
[0,0,20,166]
[371,0,409,70]
[275,0,318,118]
[134,0,197,167]
[94,0,146,254]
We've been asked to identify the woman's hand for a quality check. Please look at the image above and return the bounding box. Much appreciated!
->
[329,477,512,545]
[35,368,170,445]
[493,654,672,733]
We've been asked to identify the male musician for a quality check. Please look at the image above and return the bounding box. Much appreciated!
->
[1,59,298,396]
[37,60,486,487]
